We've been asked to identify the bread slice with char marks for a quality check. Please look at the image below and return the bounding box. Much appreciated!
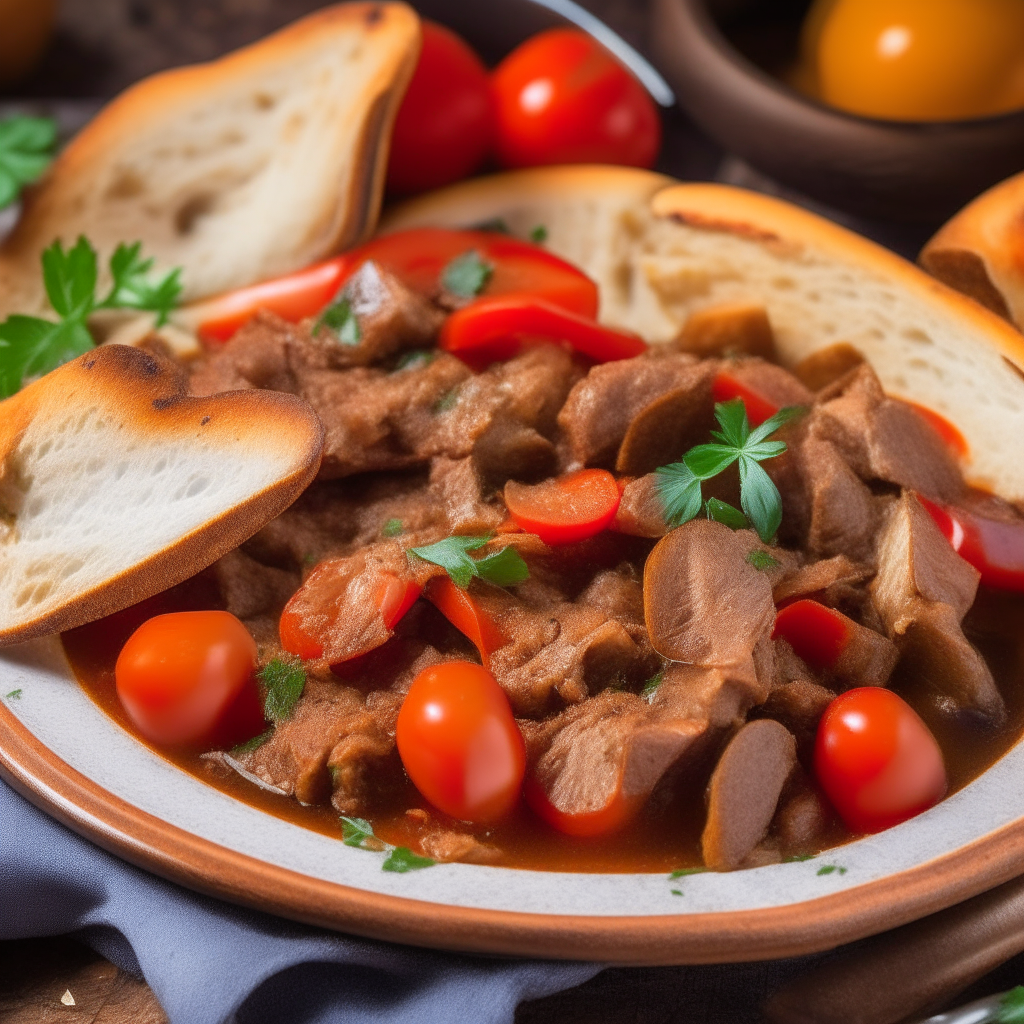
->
[0,344,324,646]
[0,2,421,320]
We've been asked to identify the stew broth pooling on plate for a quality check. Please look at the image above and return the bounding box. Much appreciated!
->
[63,229,1024,873]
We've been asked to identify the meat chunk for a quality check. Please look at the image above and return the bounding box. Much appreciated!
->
[871,492,1004,723]
[771,555,871,608]
[522,689,708,828]
[557,353,706,467]
[189,310,298,396]
[809,365,964,502]
[652,658,768,729]
[676,303,775,361]
[792,343,865,392]
[772,769,832,851]
[418,829,501,865]
[722,358,814,410]
[758,676,836,752]
[428,457,504,535]
[644,521,775,670]
[213,548,299,622]
[702,720,797,871]
[612,474,668,538]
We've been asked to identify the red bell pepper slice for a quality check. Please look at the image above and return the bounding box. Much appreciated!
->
[773,599,852,671]
[504,469,621,545]
[919,496,1024,591]
[902,401,968,459]
[712,369,779,428]
[441,296,646,365]
[424,576,506,668]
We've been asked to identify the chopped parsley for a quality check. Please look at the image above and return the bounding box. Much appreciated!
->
[258,659,305,722]
[314,295,360,345]
[704,497,748,531]
[231,728,273,756]
[382,518,405,538]
[341,816,384,850]
[641,671,664,702]
[746,550,780,572]
[0,236,182,398]
[5,689,22,700]
[340,817,433,870]
[433,387,460,413]
[998,987,1024,1024]
[655,399,806,543]
[383,847,436,873]
[668,866,706,896]
[529,224,548,244]
[408,534,529,589]
[783,853,815,863]
[0,115,57,210]
[394,349,434,372]
[816,864,847,876]
[441,249,493,298]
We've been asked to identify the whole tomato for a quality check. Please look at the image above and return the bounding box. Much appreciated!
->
[386,21,495,195]
[814,687,947,834]
[396,661,525,822]
[491,28,661,169]
[115,611,264,748]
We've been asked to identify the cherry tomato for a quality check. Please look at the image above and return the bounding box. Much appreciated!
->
[396,661,526,822]
[504,469,621,545]
[773,599,852,670]
[815,687,947,834]
[193,255,353,343]
[712,369,780,428]
[525,776,637,837]
[115,611,263,748]
[920,496,1024,592]
[441,296,645,367]
[387,21,495,195]
[423,576,506,668]
[492,28,661,169]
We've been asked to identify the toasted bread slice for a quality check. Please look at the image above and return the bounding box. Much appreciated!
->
[0,344,324,645]
[0,2,420,320]
[920,173,1024,331]
[384,168,1024,502]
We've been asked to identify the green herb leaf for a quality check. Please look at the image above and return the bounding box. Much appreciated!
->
[704,498,749,530]
[473,545,530,587]
[442,250,493,298]
[433,387,460,413]
[655,461,703,528]
[382,846,435,873]
[746,549,780,571]
[231,728,273,756]
[670,888,684,896]
[816,864,847,876]
[738,455,783,543]
[998,987,1024,1024]
[530,224,548,244]
[669,867,707,879]
[0,115,56,210]
[259,659,306,722]
[683,444,739,480]
[42,237,97,319]
[341,816,380,850]
[101,242,183,326]
[641,671,664,702]
[746,404,806,445]
[315,296,360,345]
[5,689,22,700]
[394,349,434,372]
[409,534,490,589]
[783,853,815,863]
[711,398,750,448]
[382,518,405,538]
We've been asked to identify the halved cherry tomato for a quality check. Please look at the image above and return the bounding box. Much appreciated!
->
[441,296,646,366]
[920,496,1024,591]
[193,256,354,343]
[492,28,661,169]
[525,776,638,837]
[396,661,526,822]
[386,21,495,195]
[712,369,780,427]
[424,576,506,668]
[115,611,263,748]
[773,599,852,671]
[504,469,621,545]
[815,687,947,834]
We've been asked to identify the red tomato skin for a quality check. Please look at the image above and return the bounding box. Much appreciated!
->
[396,662,526,823]
[903,401,969,459]
[387,21,495,195]
[815,688,947,834]
[773,599,852,671]
[115,611,261,747]
[376,576,423,630]
[525,776,637,837]
[712,370,779,427]
[505,469,621,544]
[492,28,661,169]
[424,576,506,668]
[278,604,324,661]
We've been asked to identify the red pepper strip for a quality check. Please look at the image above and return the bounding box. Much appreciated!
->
[525,776,639,838]
[377,576,423,630]
[902,401,969,459]
[919,496,1024,591]
[278,604,323,661]
[504,469,621,545]
[773,599,852,671]
[712,369,779,427]
[424,576,506,669]
[441,296,646,365]
[194,255,354,343]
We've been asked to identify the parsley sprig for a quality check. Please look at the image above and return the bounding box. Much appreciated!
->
[258,658,305,722]
[441,250,493,298]
[408,534,529,589]
[999,987,1024,1024]
[655,399,805,543]
[341,816,435,872]
[0,236,183,399]
[0,115,57,210]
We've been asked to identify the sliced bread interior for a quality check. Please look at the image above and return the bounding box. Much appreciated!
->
[0,2,421,320]
[384,169,1024,502]
[0,344,324,645]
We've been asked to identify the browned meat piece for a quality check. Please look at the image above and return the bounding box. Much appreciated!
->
[473,420,557,486]
[702,719,797,871]
[724,358,815,410]
[793,343,865,391]
[190,310,298,396]
[578,565,646,628]
[213,548,299,621]
[758,677,836,752]
[428,457,504,535]
[644,520,775,670]
[418,829,501,864]
[614,363,718,476]
[522,689,708,827]
[492,344,581,436]
[872,492,1004,723]
[831,613,899,688]
[676,303,776,361]
[652,658,768,729]
[772,555,870,608]
[772,769,832,851]
[612,474,668,538]
[809,365,964,502]
[557,353,705,467]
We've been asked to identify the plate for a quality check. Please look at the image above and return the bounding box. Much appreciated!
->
[4,635,1024,964]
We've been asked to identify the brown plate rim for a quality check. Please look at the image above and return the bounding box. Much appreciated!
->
[3,700,1024,964]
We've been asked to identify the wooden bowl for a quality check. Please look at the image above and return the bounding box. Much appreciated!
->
[649,0,1024,223]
